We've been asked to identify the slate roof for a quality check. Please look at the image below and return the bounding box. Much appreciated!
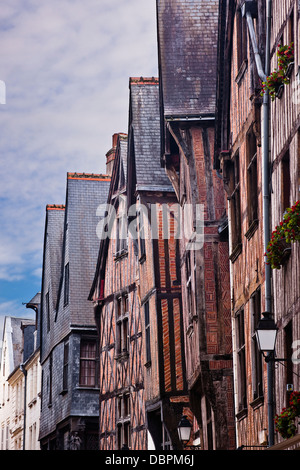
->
[60,173,111,324]
[44,205,65,310]
[1,317,34,375]
[157,0,219,118]
[10,317,27,368]
[40,174,110,357]
[129,77,173,192]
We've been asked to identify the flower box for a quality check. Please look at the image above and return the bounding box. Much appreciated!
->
[260,43,294,101]
[265,201,300,269]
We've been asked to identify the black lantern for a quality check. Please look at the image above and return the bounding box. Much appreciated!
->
[177,415,192,445]
[255,312,278,356]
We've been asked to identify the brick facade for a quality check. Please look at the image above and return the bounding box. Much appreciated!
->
[5,0,298,452]
[157,0,236,450]
[215,0,300,448]
[90,79,191,450]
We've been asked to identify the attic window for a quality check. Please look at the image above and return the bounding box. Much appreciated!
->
[64,263,69,306]
[46,292,50,332]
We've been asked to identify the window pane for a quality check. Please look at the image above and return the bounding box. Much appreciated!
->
[80,341,96,386]
[80,360,95,386]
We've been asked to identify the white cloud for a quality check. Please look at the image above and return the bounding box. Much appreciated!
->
[0,0,158,287]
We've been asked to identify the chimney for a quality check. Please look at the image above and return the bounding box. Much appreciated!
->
[106,133,119,176]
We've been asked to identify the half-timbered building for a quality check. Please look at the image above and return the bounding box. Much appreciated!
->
[89,131,146,450]
[215,0,300,448]
[89,77,190,450]
[156,0,236,450]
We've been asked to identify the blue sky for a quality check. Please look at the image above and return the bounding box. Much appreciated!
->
[0,0,158,341]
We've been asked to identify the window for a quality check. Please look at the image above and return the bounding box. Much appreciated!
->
[116,215,127,254]
[6,424,9,450]
[250,288,263,400]
[46,291,50,332]
[79,340,97,387]
[48,353,53,406]
[138,207,146,261]
[115,196,127,256]
[285,321,293,405]
[236,308,247,412]
[64,263,69,306]
[117,393,131,449]
[298,130,300,200]
[282,150,291,214]
[205,397,214,450]
[185,251,193,329]
[41,370,44,410]
[229,152,242,260]
[236,7,248,71]
[62,340,69,391]
[144,301,151,364]
[246,126,258,232]
[288,7,295,46]
[161,424,172,450]
[2,347,6,376]
[116,295,129,357]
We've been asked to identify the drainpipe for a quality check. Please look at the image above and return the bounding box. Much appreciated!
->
[20,363,27,450]
[242,0,274,446]
[243,8,266,82]
[264,0,274,448]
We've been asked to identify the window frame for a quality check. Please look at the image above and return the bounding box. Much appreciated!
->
[46,291,50,332]
[116,392,131,449]
[281,150,291,214]
[138,206,146,262]
[62,339,69,392]
[144,301,151,365]
[63,263,69,307]
[229,152,242,261]
[236,6,248,72]
[246,125,259,233]
[250,288,263,401]
[236,308,247,413]
[115,295,130,359]
[79,338,98,388]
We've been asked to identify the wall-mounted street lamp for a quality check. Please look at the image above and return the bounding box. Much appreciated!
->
[256,312,278,360]
[256,312,287,363]
[255,311,289,447]
[177,415,192,445]
[177,415,201,450]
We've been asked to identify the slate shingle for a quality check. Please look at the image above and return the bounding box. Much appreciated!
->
[129,77,173,191]
[157,0,219,118]
[65,174,110,326]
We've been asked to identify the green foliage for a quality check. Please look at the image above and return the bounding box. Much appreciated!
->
[260,43,294,101]
[265,201,300,269]
[275,392,300,439]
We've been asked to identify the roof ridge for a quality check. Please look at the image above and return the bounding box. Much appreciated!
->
[67,172,111,180]
[46,204,65,211]
[130,76,159,85]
